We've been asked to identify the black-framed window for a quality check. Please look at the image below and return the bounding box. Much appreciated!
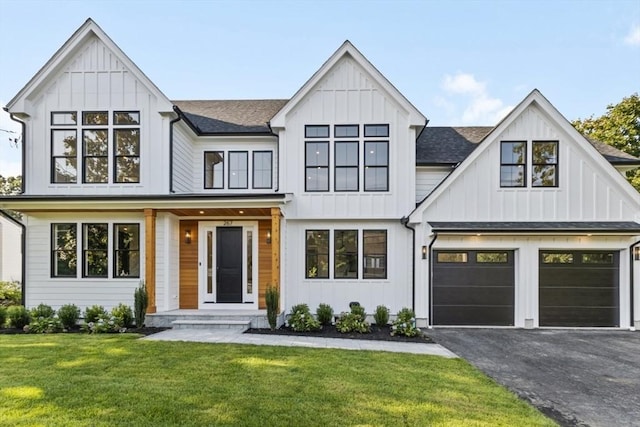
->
[51,129,78,183]
[51,112,77,126]
[83,112,109,125]
[51,224,77,277]
[114,129,140,183]
[437,252,468,263]
[83,129,109,183]
[114,111,140,125]
[83,223,108,278]
[335,142,358,191]
[335,125,359,138]
[228,151,248,189]
[500,141,526,187]
[253,151,273,189]
[363,230,387,279]
[335,230,358,279]
[305,142,329,191]
[114,224,140,278]
[305,230,329,279]
[364,141,388,191]
[204,151,224,189]
[305,125,330,138]
[364,124,389,137]
[532,141,558,187]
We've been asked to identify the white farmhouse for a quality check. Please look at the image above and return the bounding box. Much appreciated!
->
[2,19,639,329]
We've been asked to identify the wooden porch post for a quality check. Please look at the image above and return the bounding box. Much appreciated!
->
[144,208,157,313]
[270,208,281,292]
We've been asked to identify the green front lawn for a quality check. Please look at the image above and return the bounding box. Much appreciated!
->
[0,334,554,426]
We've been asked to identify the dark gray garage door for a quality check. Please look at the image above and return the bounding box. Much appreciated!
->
[433,250,514,326]
[539,250,619,327]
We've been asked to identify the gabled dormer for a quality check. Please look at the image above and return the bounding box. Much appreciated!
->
[5,18,174,196]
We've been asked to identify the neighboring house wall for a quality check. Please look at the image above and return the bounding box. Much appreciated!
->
[415,166,451,203]
[0,216,22,283]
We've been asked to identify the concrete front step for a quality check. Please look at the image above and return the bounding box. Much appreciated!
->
[171,319,251,331]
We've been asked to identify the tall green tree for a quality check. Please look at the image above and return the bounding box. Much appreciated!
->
[0,175,22,220]
[572,93,640,191]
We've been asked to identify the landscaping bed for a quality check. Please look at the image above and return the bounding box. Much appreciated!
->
[0,326,169,336]
[246,325,434,343]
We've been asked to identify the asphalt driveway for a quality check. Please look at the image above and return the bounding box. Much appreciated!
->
[427,329,640,427]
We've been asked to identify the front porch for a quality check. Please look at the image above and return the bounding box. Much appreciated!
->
[146,309,284,330]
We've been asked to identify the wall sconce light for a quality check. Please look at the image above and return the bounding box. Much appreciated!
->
[184,229,192,244]
[421,245,427,259]
[266,230,272,244]
[635,246,640,261]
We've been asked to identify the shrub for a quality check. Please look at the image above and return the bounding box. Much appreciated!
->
[265,286,279,330]
[391,307,421,337]
[316,303,334,326]
[0,281,22,307]
[336,304,370,334]
[7,305,30,329]
[27,316,63,333]
[287,304,321,332]
[373,305,390,326]
[0,306,6,327]
[81,314,122,334]
[134,281,148,327]
[30,303,55,319]
[111,303,134,328]
[84,305,108,323]
[57,304,80,329]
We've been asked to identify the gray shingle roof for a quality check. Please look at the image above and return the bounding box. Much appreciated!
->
[417,126,640,165]
[173,100,288,134]
[429,221,640,233]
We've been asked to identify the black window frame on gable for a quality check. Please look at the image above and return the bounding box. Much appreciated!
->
[113,111,141,184]
[364,124,389,138]
[305,125,330,138]
[364,141,389,192]
[532,140,559,187]
[228,151,249,189]
[305,141,330,192]
[51,128,78,184]
[500,141,527,188]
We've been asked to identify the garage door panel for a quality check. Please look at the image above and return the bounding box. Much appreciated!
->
[434,306,514,326]
[434,269,513,287]
[434,286,513,306]
[540,288,618,307]
[539,307,619,327]
[539,270,617,288]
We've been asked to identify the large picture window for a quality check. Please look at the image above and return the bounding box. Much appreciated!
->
[114,224,140,278]
[532,141,558,187]
[363,230,387,279]
[305,142,329,191]
[51,224,77,277]
[500,141,526,187]
[305,230,329,279]
[83,223,108,278]
[334,230,358,278]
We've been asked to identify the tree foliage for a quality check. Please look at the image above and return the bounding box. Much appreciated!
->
[0,175,22,221]
[572,93,640,191]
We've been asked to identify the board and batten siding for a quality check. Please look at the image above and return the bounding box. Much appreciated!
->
[278,56,418,220]
[422,104,637,223]
[25,34,169,196]
[284,220,412,314]
[23,212,144,311]
[415,167,451,203]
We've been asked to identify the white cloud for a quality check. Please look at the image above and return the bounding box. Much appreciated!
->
[440,73,513,125]
[624,24,640,46]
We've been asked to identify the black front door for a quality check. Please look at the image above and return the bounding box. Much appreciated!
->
[216,227,243,303]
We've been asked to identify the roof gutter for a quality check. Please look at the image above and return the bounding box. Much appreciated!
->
[401,217,416,313]
[0,210,25,305]
[630,239,640,331]
[169,106,183,193]
[3,108,26,194]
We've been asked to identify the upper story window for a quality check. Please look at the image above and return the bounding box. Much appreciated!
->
[305,124,389,192]
[500,140,558,188]
[203,149,272,190]
[532,141,558,187]
[500,141,526,187]
[50,111,140,184]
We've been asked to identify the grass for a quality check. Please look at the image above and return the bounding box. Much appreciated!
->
[0,334,555,426]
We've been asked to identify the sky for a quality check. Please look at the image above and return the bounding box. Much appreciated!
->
[0,0,639,177]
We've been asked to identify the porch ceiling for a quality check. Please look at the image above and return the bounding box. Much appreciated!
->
[162,207,273,217]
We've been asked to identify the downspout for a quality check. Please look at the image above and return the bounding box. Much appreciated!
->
[169,106,182,194]
[427,232,438,327]
[0,210,25,305]
[630,238,640,331]
[267,121,279,193]
[4,109,26,194]
[401,217,416,312]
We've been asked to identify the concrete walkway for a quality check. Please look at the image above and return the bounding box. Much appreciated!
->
[143,329,457,358]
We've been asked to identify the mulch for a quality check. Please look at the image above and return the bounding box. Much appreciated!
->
[246,325,434,343]
[0,326,170,336]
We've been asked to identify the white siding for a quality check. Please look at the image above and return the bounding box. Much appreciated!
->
[0,217,22,282]
[24,212,144,311]
[25,34,169,196]
[284,220,412,314]
[172,123,195,193]
[415,167,451,203]
[155,212,180,311]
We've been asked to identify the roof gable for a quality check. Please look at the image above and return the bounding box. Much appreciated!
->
[6,18,173,114]
[269,41,426,129]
